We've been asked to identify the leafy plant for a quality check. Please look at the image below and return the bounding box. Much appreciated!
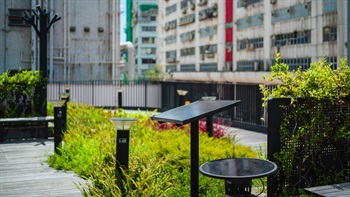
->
[0,69,41,117]
[260,54,350,196]
[47,103,260,196]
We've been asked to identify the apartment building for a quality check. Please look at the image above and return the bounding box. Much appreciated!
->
[158,0,348,84]
[131,0,158,74]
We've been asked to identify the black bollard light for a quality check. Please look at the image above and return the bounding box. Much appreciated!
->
[110,118,137,173]
[65,87,70,102]
[117,88,123,108]
[177,89,188,106]
[48,100,66,154]
[201,96,216,137]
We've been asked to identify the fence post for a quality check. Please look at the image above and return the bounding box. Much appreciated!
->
[267,98,290,197]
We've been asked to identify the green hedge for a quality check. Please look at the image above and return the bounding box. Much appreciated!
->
[0,70,41,118]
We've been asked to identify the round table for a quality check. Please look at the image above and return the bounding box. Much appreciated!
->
[199,158,278,197]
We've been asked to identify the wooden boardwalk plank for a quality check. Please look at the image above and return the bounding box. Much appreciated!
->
[0,139,85,197]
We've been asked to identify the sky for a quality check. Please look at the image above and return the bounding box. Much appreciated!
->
[120,0,126,42]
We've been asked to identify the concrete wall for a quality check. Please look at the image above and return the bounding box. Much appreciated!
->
[0,0,32,73]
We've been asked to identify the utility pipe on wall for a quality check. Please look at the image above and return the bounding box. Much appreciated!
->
[120,42,135,80]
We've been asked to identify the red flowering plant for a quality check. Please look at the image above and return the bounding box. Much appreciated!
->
[199,117,233,139]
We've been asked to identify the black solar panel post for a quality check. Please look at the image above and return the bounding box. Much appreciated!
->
[152,100,240,197]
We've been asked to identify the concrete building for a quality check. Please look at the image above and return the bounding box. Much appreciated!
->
[0,0,121,81]
[158,0,348,84]
[131,0,158,75]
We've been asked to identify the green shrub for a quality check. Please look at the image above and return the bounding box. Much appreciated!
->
[260,54,350,195]
[0,69,41,117]
[47,103,259,196]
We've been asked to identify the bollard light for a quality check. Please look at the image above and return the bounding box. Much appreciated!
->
[117,88,123,108]
[201,96,217,137]
[110,117,137,172]
[177,89,188,106]
[48,100,66,154]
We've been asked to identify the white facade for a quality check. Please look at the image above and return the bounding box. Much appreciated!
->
[158,0,226,73]
[132,0,158,75]
[159,0,348,84]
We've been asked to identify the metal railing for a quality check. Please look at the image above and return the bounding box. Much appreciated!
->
[47,80,268,132]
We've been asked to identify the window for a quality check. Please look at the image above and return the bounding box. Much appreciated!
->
[142,58,156,64]
[238,0,262,8]
[180,47,195,56]
[323,0,337,13]
[8,9,31,26]
[165,35,177,44]
[325,56,337,69]
[150,16,156,21]
[323,27,337,42]
[142,37,155,44]
[166,4,177,15]
[273,58,311,71]
[141,47,156,55]
[237,37,263,51]
[142,26,156,32]
[273,30,311,47]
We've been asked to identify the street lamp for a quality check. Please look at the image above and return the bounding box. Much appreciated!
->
[177,89,188,106]
[201,96,217,137]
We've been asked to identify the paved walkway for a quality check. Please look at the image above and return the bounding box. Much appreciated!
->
[0,139,84,197]
[229,127,267,150]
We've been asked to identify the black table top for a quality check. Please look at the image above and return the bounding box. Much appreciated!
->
[152,100,240,125]
[200,158,278,180]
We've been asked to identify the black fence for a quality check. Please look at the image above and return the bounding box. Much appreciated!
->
[267,98,350,196]
[47,80,267,133]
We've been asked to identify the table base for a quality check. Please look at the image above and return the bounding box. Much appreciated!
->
[225,179,252,197]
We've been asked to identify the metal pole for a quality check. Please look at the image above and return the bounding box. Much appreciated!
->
[348,0,350,64]
[39,11,48,116]
[206,116,213,137]
[190,120,199,197]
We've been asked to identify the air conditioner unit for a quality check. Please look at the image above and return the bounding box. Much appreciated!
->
[199,12,207,20]
[165,25,169,31]
[198,0,207,6]
[324,27,330,33]
[254,61,259,71]
[190,3,195,10]
[287,7,295,14]
[189,34,194,40]
[182,8,187,14]
[227,46,232,52]
[305,3,311,10]
[206,53,215,58]
[270,0,277,4]
[242,0,247,7]
[272,11,278,17]
[247,43,255,50]
[166,57,176,63]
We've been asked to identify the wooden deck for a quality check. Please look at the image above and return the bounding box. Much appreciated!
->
[0,138,85,197]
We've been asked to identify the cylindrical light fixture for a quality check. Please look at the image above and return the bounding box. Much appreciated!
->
[177,89,188,106]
